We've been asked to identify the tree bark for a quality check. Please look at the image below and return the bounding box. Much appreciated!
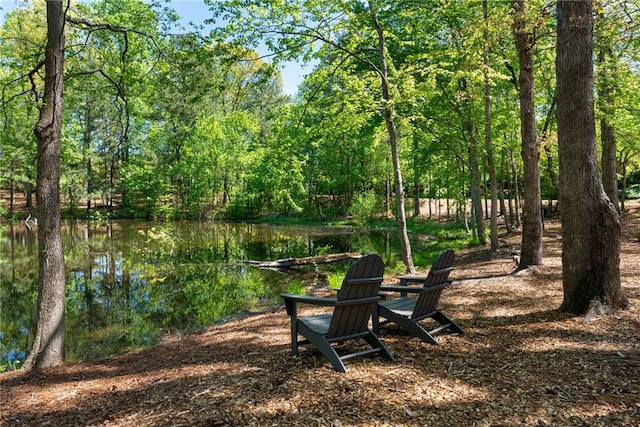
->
[513,0,543,270]
[23,0,67,370]
[556,0,627,315]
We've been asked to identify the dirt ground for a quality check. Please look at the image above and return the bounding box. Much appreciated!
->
[1,202,639,427]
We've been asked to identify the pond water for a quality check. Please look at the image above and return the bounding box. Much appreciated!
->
[0,220,439,367]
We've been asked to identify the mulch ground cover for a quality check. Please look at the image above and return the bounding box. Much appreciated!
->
[2,202,639,426]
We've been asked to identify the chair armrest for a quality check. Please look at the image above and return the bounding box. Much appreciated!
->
[380,281,452,295]
[334,295,382,307]
[397,275,426,284]
[379,285,425,294]
[280,293,337,316]
[398,267,452,285]
[280,293,337,305]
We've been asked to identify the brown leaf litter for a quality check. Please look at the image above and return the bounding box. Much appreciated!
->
[1,202,639,426]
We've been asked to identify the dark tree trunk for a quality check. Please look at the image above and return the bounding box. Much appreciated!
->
[23,0,67,370]
[25,169,34,209]
[9,176,14,215]
[513,0,543,269]
[556,0,627,315]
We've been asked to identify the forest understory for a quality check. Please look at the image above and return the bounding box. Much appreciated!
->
[1,201,639,426]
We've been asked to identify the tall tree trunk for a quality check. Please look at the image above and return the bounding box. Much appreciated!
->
[556,0,627,315]
[598,50,619,211]
[467,123,486,244]
[513,0,543,269]
[24,0,67,370]
[9,174,15,215]
[509,148,521,228]
[483,0,498,254]
[541,94,559,211]
[369,2,415,273]
[619,149,633,211]
[412,129,421,217]
[25,168,34,209]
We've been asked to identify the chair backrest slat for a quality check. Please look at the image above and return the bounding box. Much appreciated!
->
[412,249,455,319]
[328,254,384,338]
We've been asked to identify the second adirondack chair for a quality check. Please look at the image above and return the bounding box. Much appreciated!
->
[375,249,463,344]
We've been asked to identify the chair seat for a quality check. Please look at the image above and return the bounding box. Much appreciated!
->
[379,297,415,318]
[299,314,332,335]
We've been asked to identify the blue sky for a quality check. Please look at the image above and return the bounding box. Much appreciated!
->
[165,0,308,95]
[0,0,307,95]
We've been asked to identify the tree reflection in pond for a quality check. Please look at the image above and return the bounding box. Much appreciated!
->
[1,220,421,366]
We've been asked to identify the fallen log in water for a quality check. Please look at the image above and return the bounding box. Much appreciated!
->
[245,252,361,269]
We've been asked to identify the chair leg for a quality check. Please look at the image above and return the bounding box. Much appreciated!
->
[362,332,394,361]
[403,319,439,345]
[379,306,439,344]
[299,323,348,372]
[431,310,464,335]
[372,305,380,334]
[291,319,299,356]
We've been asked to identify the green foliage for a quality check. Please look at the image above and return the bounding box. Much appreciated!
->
[348,191,382,223]
[326,270,346,290]
[386,260,408,275]
[0,0,636,248]
[0,359,21,373]
[625,184,640,200]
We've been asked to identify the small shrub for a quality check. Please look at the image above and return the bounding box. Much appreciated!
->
[625,184,640,200]
[349,191,382,223]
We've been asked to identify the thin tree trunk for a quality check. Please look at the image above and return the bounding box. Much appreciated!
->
[556,0,627,315]
[468,129,485,244]
[412,129,420,217]
[483,0,498,254]
[369,2,415,273]
[25,169,33,209]
[540,94,558,211]
[24,0,66,370]
[9,176,15,215]
[509,148,521,228]
[598,50,619,211]
[513,0,543,269]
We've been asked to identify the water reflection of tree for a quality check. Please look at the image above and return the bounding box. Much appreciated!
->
[2,220,419,365]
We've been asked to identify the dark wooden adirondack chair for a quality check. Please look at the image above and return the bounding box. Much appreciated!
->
[375,249,463,344]
[281,253,393,372]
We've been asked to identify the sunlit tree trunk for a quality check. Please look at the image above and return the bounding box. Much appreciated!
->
[369,1,415,273]
[24,0,67,370]
[556,0,627,315]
